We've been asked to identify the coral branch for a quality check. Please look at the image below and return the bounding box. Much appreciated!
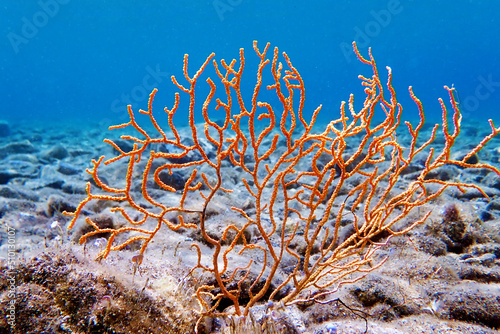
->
[64,41,500,325]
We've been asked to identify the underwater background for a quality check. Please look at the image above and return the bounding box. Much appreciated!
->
[3,2,500,333]
[1,0,499,131]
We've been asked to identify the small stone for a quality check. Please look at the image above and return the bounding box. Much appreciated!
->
[45,144,69,160]
[57,162,80,175]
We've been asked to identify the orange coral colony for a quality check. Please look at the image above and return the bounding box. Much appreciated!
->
[64,41,500,322]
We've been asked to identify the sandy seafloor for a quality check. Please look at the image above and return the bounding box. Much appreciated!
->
[0,116,500,334]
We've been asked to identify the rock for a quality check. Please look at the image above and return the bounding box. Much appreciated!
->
[111,139,134,153]
[482,219,500,243]
[61,182,88,195]
[44,144,69,160]
[424,165,458,181]
[155,170,186,191]
[439,282,500,329]
[0,185,39,201]
[57,162,80,175]
[470,242,500,257]
[479,209,494,222]
[418,235,447,256]
[39,165,66,190]
[0,251,198,333]
[458,266,500,283]
[450,185,500,200]
[456,152,479,165]
[399,163,424,176]
[350,275,418,319]
[0,140,38,158]
[72,212,115,242]
[68,147,93,157]
[486,201,500,211]
[46,194,76,217]
[483,172,500,190]
[0,159,39,184]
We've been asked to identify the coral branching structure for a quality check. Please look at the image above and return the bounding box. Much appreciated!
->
[65,41,500,325]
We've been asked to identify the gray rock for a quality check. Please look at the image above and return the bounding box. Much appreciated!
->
[470,242,500,258]
[0,185,39,201]
[459,265,500,283]
[155,170,186,191]
[46,194,77,217]
[0,160,39,184]
[439,282,500,329]
[57,162,80,175]
[483,172,500,190]
[350,274,418,318]
[418,235,447,256]
[0,140,38,158]
[44,144,69,160]
[62,181,88,195]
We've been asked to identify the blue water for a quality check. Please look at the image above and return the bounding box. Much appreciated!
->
[1,0,499,131]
